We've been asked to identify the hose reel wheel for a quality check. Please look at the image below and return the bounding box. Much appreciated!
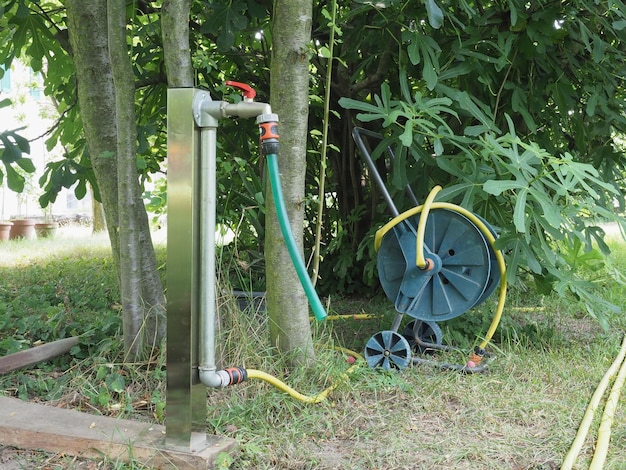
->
[402,320,443,353]
[364,330,412,370]
[377,208,500,322]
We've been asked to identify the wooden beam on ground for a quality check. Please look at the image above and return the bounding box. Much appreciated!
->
[0,396,237,469]
[0,337,80,375]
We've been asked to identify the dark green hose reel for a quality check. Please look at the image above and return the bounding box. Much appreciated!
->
[377,209,500,323]
[353,128,502,370]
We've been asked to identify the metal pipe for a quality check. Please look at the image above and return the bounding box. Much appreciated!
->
[351,127,400,217]
[194,92,275,387]
[197,125,223,388]
[196,125,249,388]
[195,96,272,122]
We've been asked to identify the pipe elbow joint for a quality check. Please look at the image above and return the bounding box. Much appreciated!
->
[199,366,248,388]
[199,366,227,388]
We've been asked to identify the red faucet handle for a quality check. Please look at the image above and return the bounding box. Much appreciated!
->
[225,80,257,100]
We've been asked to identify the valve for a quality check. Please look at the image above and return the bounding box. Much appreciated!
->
[225,80,257,101]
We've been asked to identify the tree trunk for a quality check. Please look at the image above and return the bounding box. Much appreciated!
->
[108,0,145,359]
[266,0,315,366]
[65,0,120,265]
[66,0,166,360]
[162,0,194,87]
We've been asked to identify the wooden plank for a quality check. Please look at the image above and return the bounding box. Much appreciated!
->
[0,397,237,469]
[0,337,80,375]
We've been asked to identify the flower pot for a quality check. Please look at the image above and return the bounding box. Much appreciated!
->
[9,219,36,240]
[35,222,59,239]
[0,222,13,242]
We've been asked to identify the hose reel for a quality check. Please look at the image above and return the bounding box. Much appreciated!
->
[352,127,505,371]
[376,208,500,322]
[363,205,501,370]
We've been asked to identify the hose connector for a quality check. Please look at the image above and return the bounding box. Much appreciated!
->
[257,113,280,156]
[466,346,487,368]
[222,367,248,385]
[200,366,248,387]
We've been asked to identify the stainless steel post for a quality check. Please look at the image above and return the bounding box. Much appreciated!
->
[165,85,273,449]
[165,88,207,450]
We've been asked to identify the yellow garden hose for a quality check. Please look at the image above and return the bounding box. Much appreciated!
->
[247,347,364,404]
[561,335,626,470]
[373,189,507,351]
[590,346,626,469]
[415,185,441,269]
[319,314,381,321]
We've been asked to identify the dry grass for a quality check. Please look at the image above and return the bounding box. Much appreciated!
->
[206,314,623,470]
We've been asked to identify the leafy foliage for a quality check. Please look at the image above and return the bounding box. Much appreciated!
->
[1,0,625,324]
[0,98,33,192]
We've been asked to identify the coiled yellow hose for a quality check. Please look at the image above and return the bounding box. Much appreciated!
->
[374,187,507,350]
[415,185,441,269]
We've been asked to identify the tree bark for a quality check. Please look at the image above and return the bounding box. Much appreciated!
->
[108,0,145,359]
[162,0,194,87]
[266,0,315,366]
[65,0,120,266]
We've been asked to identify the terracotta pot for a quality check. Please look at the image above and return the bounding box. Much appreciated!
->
[0,222,13,242]
[9,219,36,240]
[35,222,59,239]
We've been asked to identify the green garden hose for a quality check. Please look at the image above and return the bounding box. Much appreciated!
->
[266,152,327,321]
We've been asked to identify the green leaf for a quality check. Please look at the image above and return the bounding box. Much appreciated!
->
[338,97,382,114]
[433,137,443,156]
[4,162,25,192]
[613,20,626,30]
[437,85,499,132]
[399,119,413,146]
[75,179,87,200]
[508,0,518,27]
[513,187,528,233]
[495,235,521,285]
[399,68,412,103]
[407,40,420,65]
[423,0,444,29]
[16,157,35,173]
[529,187,562,229]
[464,125,489,136]
[586,93,598,117]
[482,179,524,196]
[422,51,438,90]
[106,373,126,393]
[520,237,541,273]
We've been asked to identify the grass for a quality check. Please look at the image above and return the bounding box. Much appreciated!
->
[1,227,625,469]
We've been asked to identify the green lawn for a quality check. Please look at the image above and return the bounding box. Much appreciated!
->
[0,227,625,469]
